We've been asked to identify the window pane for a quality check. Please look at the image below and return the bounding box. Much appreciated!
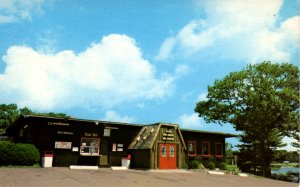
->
[202,142,210,156]
[215,143,222,156]
[170,146,175,157]
[188,141,196,156]
[80,138,100,156]
[81,147,90,153]
[161,146,167,157]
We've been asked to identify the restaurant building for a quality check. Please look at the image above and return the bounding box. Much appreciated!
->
[5,115,236,169]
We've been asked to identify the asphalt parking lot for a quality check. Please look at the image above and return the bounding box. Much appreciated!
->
[0,167,298,187]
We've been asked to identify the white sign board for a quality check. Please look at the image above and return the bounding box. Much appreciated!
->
[55,141,72,149]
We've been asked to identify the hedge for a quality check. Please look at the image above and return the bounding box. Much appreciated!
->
[0,141,40,166]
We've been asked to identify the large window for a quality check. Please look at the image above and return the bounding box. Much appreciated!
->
[80,137,100,156]
[215,143,223,157]
[202,142,210,157]
[187,141,196,157]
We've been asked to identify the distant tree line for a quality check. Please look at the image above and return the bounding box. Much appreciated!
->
[273,150,299,163]
[0,103,68,134]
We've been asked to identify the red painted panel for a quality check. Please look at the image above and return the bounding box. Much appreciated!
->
[159,144,177,169]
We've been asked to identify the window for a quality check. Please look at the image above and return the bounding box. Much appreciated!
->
[161,145,167,157]
[187,141,196,157]
[80,137,100,156]
[215,143,223,157]
[202,142,210,157]
[169,145,175,157]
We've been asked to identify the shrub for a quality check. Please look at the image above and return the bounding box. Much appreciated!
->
[207,161,216,170]
[0,141,15,165]
[271,172,298,183]
[218,162,227,170]
[0,141,40,166]
[181,161,188,169]
[15,143,40,165]
[233,168,239,175]
[188,160,200,169]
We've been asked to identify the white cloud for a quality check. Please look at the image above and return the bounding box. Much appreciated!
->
[197,92,208,101]
[178,113,202,129]
[0,34,174,111]
[154,37,176,61]
[175,64,190,76]
[0,0,45,24]
[177,112,239,133]
[102,110,136,123]
[157,0,300,63]
[279,136,299,152]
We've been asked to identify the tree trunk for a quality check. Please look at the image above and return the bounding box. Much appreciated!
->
[262,156,271,177]
[253,146,256,174]
[261,142,272,177]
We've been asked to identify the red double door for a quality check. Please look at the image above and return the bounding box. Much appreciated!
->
[159,144,177,169]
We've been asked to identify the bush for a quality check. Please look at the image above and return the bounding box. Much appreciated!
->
[207,161,216,170]
[0,141,40,166]
[16,143,40,165]
[271,172,299,183]
[188,160,200,169]
[181,161,188,169]
[218,162,227,170]
[233,168,239,175]
[0,141,15,165]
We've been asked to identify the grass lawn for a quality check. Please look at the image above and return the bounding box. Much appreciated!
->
[0,163,41,168]
[271,163,299,168]
[226,164,239,171]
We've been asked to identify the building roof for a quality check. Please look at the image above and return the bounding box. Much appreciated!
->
[180,128,239,138]
[128,124,159,149]
[21,115,144,127]
[6,115,238,138]
[4,115,143,135]
[128,123,187,150]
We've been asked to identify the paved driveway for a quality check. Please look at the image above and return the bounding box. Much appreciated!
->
[0,168,297,187]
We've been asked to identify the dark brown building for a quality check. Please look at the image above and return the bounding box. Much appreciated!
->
[5,115,237,169]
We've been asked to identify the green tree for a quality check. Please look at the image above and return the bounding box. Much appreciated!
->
[238,128,286,174]
[195,62,299,177]
[0,104,69,133]
[273,150,288,163]
[291,133,299,152]
[0,104,20,134]
[20,106,68,118]
[19,106,33,115]
[225,143,233,157]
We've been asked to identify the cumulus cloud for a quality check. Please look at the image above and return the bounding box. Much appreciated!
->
[279,136,298,152]
[157,0,300,63]
[177,112,238,133]
[178,113,202,129]
[0,0,45,24]
[102,110,136,123]
[0,34,173,111]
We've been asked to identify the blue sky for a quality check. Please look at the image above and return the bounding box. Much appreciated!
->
[0,0,299,150]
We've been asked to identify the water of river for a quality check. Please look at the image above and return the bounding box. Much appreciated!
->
[271,167,300,174]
